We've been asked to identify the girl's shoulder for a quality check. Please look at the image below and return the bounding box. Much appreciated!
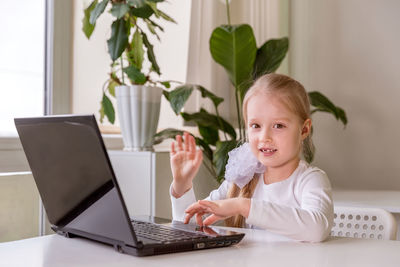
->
[295,160,331,188]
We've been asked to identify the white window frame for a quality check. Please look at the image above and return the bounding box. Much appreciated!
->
[0,0,73,172]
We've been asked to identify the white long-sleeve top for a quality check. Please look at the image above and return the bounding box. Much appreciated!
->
[170,160,334,242]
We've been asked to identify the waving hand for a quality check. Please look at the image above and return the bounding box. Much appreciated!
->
[170,132,203,198]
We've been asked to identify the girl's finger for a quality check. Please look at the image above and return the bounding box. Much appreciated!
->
[184,205,202,224]
[198,200,219,211]
[203,214,224,226]
[189,134,195,154]
[196,212,204,226]
[176,134,183,151]
[170,142,176,155]
[184,202,198,213]
[193,149,203,169]
[184,213,193,224]
[185,202,208,214]
[184,132,189,152]
[184,208,206,224]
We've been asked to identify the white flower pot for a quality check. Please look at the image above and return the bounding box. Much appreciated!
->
[115,85,163,151]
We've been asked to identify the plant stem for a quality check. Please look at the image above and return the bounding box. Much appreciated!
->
[235,89,242,140]
[225,0,231,25]
[120,57,124,84]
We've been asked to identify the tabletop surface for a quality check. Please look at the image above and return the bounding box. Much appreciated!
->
[332,189,400,213]
[1,227,400,267]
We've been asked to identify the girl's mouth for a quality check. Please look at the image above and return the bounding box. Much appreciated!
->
[259,148,277,156]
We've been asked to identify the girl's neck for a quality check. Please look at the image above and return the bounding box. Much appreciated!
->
[263,157,300,185]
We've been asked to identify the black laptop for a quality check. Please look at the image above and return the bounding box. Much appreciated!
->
[14,115,244,256]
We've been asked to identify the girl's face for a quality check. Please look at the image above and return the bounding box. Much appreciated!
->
[246,92,311,170]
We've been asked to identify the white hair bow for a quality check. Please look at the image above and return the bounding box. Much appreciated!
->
[224,142,266,189]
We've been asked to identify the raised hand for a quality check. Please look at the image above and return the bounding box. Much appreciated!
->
[170,132,203,198]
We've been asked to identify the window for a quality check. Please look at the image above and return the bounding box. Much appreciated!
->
[0,0,45,137]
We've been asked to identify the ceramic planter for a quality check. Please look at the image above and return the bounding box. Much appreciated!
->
[115,85,163,151]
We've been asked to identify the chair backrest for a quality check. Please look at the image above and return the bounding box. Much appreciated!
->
[331,205,397,240]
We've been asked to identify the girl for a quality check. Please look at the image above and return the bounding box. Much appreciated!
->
[169,73,333,242]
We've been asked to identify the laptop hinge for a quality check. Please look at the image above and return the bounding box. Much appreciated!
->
[135,240,144,249]
[52,226,75,238]
[53,225,145,249]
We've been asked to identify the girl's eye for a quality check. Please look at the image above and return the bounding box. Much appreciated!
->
[273,123,285,129]
[250,123,260,129]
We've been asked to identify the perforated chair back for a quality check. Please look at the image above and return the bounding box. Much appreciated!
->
[331,206,397,240]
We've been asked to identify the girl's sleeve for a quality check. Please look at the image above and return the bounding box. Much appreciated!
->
[246,171,334,242]
[170,180,231,222]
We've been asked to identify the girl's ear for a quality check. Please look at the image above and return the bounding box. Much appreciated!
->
[301,119,312,140]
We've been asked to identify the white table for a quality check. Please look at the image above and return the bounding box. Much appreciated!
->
[1,228,400,267]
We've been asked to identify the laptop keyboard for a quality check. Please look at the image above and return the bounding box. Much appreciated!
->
[132,220,209,243]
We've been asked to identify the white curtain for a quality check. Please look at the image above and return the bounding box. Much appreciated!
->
[184,0,289,126]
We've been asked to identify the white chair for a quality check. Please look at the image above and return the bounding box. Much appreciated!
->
[331,205,397,240]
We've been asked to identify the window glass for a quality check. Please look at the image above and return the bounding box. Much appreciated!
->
[0,0,45,136]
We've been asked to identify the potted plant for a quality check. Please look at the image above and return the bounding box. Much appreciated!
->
[155,1,348,183]
[82,0,175,151]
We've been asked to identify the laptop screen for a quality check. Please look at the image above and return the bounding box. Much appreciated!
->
[15,115,136,245]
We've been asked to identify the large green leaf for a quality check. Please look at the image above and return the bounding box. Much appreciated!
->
[209,24,257,95]
[147,18,164,32]
[101,93,115,124]
[213,140,239,183]
[90,0,109,25]
[107,18,129,61]
[110,3,130,19]
[335,107,348,126]
[163,85,194,115]
[99,101,105,123]
[253,37,289,78]
[128,29,144,69]
[198,125,219,146]
[160,81,171,88]
[158,9,176,23]
[153,128,183,145]
[164,84,223,116]
[146,2,160,17]
[131,4,154,18]
[196,85,224,108]
[181,109,236,139]
[123,66,146,84]
[308,91,348,127]
[82,0,98,39]
[145,19,160,40]
[142,32,160,74]
[107,80,117,97]
[195,137,213,163]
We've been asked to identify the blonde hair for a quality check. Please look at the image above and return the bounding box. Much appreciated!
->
[225,73,314,228]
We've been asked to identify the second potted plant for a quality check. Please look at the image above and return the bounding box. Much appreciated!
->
[82,0,175,151]
[155,1,348,183]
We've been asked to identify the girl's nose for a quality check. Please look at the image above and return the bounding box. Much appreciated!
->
[261,137,272,144]
[260,129,272,143]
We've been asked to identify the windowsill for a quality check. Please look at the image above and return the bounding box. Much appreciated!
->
[102,134,172,152]
[0,134,125,151]
[0,125,199,172]
[0,134,174,151]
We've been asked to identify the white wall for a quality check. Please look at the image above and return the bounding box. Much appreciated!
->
[71,0,191,129]
[0,173,39,242]
[290,0,400,189]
